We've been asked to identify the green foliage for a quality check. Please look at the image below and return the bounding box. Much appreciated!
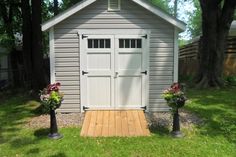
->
[188,0,201,38]
[225,75,236,86]
[40,83,64,112]
[0,34,14,52]
[149,0,173,14]
[61,0,83,11]
[178,39,188,47]
[162,83,187,111]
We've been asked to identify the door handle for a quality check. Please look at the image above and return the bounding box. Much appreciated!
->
[114,72,118,78]
[82,71,89,75]
[141,70,147,75]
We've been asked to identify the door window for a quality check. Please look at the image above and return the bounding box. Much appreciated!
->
[88,39,111,48]
[119,39,142,48]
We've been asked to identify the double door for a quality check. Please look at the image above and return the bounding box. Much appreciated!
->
[80,34,148,109]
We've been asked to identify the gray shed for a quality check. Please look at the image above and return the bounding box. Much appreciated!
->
[42,0,186,113]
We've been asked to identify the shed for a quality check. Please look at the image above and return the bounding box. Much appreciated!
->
[42,0,186,112]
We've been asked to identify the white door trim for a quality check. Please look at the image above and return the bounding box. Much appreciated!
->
[79,29,150,112]
[49,27,56,84]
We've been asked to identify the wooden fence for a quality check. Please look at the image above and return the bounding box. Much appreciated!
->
[179,37,236,76]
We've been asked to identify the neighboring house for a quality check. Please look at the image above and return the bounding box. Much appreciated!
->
[42,0,186,112]
[179,20,236,77]
[0,33,23,84]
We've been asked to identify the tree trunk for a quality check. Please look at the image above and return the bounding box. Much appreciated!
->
[22,0,33,88]
[54,0,59,15]
[32,0,47,91]
[196,0,236,88]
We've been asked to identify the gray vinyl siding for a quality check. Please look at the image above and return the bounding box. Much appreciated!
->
[53,0,174,112]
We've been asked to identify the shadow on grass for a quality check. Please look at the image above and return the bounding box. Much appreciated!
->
[0,93,44,146]
[34,128,50,138]
[50,152,67,157]
[27,148,40,155]
[149,125,170,136]
[186,87,236,144]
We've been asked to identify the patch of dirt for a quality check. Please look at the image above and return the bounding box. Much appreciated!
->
[26,113,85,129]
[145,109,204,131]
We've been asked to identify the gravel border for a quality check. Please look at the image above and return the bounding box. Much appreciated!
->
[26,109,203,131]
[145,109,203,131]
[26,113,85,129]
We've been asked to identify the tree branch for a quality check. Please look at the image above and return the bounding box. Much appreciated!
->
[220,0,236,30]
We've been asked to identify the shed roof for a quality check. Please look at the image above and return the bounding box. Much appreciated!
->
[42,0,186,32]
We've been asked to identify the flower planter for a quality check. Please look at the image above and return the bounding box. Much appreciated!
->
[40,82,64,140]
[162,83,187,138]
[48,109,63,139]
[171,103,184,138]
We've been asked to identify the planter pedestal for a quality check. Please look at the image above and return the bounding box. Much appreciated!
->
[171,108,183,138]
[48,109,63,139]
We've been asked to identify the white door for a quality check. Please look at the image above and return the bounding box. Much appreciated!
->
[115,35,147,108]
[80,34,147,110]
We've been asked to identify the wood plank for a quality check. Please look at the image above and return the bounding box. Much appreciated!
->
[138,111,150,136]
[87,111,97,137]
[132,110,143,136]
[94,111,104,137]
[121,111,129,136]
[81,110,150,137]
[108,111,116,136]
[115,111,122,136]
[80,111,92,136]
[101,111,109,137]
[127,110,136,136]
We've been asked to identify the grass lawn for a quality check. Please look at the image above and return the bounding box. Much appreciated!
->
[0,88,236,157]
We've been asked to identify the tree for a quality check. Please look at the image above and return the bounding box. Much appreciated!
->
[22,0,32,88]
[196,0,236,88]
[188,0,202,38]
[32,0,47,90]
[53,0,59,15]
[0,0,22,86]
[149,0,172,14]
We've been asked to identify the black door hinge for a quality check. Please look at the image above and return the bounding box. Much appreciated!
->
[142,34,148,39]
[82,34,88,39]
[141,70,147,75]
[83,106,89,110]
[141,106,147,110]
[82,71,89,75]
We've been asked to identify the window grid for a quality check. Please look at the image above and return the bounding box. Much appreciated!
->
[88,39,111,49]
[119,39,142,48]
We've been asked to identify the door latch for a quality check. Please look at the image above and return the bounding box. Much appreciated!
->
[82,71,89,75]
[141,70,147,75]
[114,72,118,78]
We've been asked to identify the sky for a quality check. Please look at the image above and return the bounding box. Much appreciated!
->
[168,0,196,40]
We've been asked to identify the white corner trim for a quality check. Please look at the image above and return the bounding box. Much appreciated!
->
[42,0,96,31]
[49,27,56,83]
[173,28,179,83]
[132,0,186,31]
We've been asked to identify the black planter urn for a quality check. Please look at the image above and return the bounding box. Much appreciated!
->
[48,109,63,139]
[171,100,185,138]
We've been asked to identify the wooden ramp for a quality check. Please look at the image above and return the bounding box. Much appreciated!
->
[80,110,150,137]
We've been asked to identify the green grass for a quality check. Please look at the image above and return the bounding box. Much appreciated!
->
[0,88,236,157]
